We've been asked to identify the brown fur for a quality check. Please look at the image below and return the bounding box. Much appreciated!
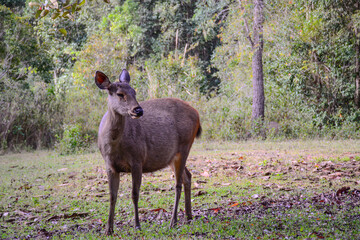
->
[95,70,201,235]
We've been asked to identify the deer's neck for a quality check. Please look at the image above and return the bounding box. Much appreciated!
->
[107,108,126,140]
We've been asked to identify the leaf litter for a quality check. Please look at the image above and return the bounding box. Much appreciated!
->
[1,145,360,238]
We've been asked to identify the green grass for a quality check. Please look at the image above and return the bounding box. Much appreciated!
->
[1,140,360,239]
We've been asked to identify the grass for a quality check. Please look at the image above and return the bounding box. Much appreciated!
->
[1,140,360,239]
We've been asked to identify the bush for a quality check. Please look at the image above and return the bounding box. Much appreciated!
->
[55,124,93,155]
[145,52,204,100]
[0,77,64,152]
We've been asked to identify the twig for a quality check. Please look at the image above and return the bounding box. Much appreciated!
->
[238,0,254,48]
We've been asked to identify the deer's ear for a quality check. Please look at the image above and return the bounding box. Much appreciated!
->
[95,71,111,89]
[119,69,130,83]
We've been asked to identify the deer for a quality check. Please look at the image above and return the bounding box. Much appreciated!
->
[95,69,201,235]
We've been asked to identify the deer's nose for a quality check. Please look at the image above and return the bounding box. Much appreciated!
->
[133,106,143,117]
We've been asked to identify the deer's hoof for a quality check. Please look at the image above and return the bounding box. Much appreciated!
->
[135,222,141,231]
[170,220,177,228]
[105,227,114,236]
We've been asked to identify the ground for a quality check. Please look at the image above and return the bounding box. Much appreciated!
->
[0,140,360,239]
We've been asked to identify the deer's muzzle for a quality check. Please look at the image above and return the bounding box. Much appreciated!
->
[129,106,143,119]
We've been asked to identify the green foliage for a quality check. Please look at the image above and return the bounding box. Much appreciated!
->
[0,5,53,82]
[55,123,92,155]
[264,0,360,135]
[3,0,360,152]
[0,5,64,151]
[0,0,116,152]
[101,1,144,57]
[66,29,129,141]
[210,0,360,139]
[62,1,208,145]
[196,96,251,140]
[145,52,204,101]
[28,0,101,23]
[0,77,64,152]
[0,0,25,9]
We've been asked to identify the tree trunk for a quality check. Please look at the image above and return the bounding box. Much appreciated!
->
[251,0,265,121]
[355,28,360,108]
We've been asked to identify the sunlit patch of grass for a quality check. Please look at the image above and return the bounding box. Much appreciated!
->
[337,156,351,162]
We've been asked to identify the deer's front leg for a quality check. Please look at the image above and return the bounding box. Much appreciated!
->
[131,166,143,229]
[106,169,120,235]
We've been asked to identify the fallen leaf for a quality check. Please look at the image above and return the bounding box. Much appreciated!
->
[194,190,207,197]
[19,184,32,190]
[91,193,107,198]
[5,218,16,222]
[351,189,360,196]
[68,172,77,179]
[58,183,70,187]
[329,172,343,179]
[150,208,167,212]
[209,207,221,213]
[201,171,210,177]
[47,212,88,221]
[252,194,259,199]
[262,176,270,180]
[92,218,103,224]
[312,231,325,239]
[138,208,149,213]
[336,186,350,196]
[221,183,231,186]
[196,180,207,184]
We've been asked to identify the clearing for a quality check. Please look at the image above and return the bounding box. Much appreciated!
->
[1,140,360,239]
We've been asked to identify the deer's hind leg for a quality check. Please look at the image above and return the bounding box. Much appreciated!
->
[183,167,192,221]
[170,151,191,228]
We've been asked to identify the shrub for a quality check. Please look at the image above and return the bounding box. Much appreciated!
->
[55,124,93,155]
[0,77,64,152]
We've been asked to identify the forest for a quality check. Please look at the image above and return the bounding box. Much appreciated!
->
[1,0,360,153]
[1,1,360,239]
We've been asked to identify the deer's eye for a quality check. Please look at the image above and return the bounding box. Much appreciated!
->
[117,93,124,98]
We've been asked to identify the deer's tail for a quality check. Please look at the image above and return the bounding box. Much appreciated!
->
[196,124,202,138]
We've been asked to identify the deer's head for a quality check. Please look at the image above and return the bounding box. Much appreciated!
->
[95,70,143,119]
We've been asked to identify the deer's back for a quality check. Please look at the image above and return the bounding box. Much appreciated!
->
[138,98,200,142]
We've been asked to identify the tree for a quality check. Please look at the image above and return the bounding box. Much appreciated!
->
[354,8,360,109]
[0,5,64,150]
[28,0,109,36]
[239,0,265,123]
